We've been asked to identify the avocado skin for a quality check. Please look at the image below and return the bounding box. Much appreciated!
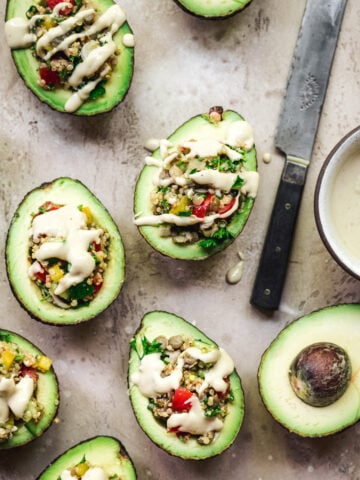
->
[128,311,245,460]
[5,0,134,116]
[134,109,257,260]
[0,329,59,449]
[5,177,125,326]
[36,436,137,479]
[173,0,253,19]
[258,304,360,437]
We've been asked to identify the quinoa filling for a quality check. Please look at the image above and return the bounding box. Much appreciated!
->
[0,335,52,442]
[131,335,235,446]
[28,201,110,309]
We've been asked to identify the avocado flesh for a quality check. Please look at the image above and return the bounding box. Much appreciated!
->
[258,304,360,437]
[174,0,252,18]
[0,329,59,449]
[5,177,125,325]
[134,109,257,260]
[5,0,134,116]
[128,311,245,459]
[37,436,137,479]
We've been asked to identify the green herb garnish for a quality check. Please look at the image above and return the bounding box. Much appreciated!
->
[89,81,106,100]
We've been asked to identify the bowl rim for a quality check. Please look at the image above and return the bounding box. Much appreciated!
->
[314,124,360,280]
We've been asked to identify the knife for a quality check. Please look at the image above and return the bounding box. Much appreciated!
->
[250,0,348,311]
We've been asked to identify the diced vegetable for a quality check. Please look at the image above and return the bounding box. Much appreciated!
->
[1,350,16,369]
[172,387,194,412]
[36,355,53,372]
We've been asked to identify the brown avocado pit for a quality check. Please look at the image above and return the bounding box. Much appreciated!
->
[289,342,351,407]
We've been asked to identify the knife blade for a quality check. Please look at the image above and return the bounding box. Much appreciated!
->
[250,0,348,311]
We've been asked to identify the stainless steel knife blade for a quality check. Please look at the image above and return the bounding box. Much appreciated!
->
[250,0,348,311]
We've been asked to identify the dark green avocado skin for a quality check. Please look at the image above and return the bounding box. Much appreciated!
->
[36,436,137,479]
[0,329,59,449]
[128,311,245,460]
[5,177,125,326]
[5,0,134,116]
[173,0,253,19]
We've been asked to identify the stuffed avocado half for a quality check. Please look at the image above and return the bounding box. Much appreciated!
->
[6,177,125,325]
[37,435,137,479]
[128,311,244,459]
[5,0,134,115]
[134,107,258,260]
[258,304,360,437]
[174,0,252,18]
[0,329,59,449]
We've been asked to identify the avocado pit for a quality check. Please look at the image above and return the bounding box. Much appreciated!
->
[289,342,351,407]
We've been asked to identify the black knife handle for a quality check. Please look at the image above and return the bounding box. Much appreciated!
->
[250,160,307,311]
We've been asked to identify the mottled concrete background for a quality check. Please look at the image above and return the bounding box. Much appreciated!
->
[1,1,360,479]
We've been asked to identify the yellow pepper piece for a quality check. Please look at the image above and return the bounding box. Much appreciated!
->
[74,462,89,477]
[44,17,56,30]
[81,206,93,224]
[49,264,64,283]
[170,196,189,215]
[36,355,52,372]
[1,350,16,370]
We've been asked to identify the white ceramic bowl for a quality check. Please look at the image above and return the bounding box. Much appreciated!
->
[315,125,360,279]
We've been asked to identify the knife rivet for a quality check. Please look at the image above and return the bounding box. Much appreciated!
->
[264,288,271,296]
[285,203,292,210]
[275,246,282,253]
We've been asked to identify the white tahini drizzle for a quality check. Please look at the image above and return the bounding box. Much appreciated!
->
[0,376,35,423]
[28,205,103,295]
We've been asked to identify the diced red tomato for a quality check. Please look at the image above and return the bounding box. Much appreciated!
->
[92,241,102,252]
[172,387,194,412]
[34,265,47,284]
[20,366,39,383]
[94,282,103,294]
[46,0,75,15]
[192,194,214,218]
[218,196,236,215]
[39,65,61,87]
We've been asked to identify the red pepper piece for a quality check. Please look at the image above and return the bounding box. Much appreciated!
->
[20,366,39,383]
[172,387,194,412]
[192,193,214,218]
[39,65,61,87]
[218,196,236,215]
[35,264,47,284]
[46,0,75,15]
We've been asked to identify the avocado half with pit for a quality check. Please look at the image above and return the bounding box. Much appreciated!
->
[173,0,253,18]
[0,329,59,449]
[5,177,125,325]
[128,311,244,459]
[258,304,360,437]
[36,436,137,479]
[134,108,258,260]
[5,0,134,115]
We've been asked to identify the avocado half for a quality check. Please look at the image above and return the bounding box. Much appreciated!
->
[36,436,137,479]
[5,0,134,115]
[0,329,59,449]
[128,311,245,459]
[173,0,253,18]
[134,109,257,260]
[5,177,125,325]
[258,304,360,437]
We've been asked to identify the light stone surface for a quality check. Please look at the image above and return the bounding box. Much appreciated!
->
[1,0,360,479]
